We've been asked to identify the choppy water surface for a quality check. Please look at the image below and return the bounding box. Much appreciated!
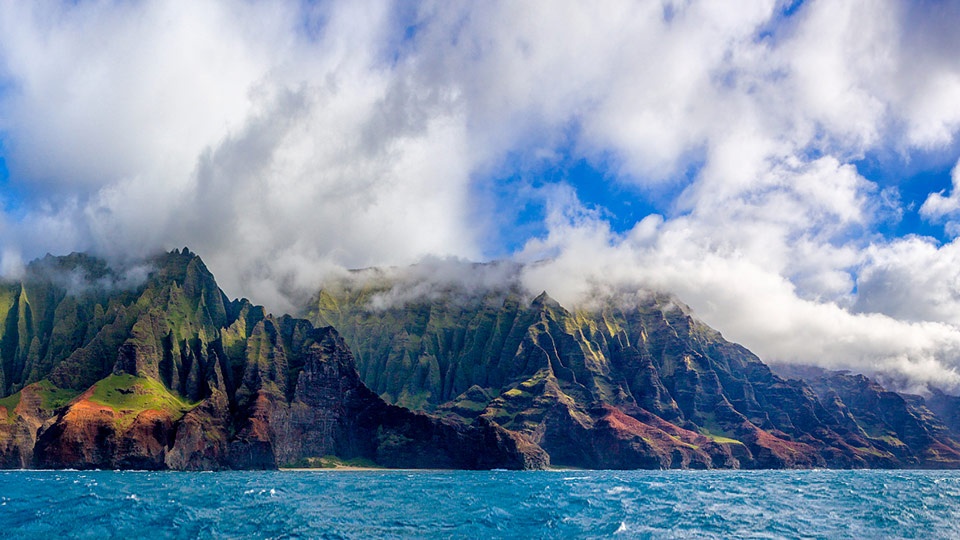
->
[1,469,958,538]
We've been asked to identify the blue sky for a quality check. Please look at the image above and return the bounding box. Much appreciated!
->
[2,0,960,391]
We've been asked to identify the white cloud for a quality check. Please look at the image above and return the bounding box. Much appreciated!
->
[516,197,960,393]
[1,0,960,391]
[0,1,287,194]
[0,0,480,311]
[855,237,960,325]
[920,159,960,224]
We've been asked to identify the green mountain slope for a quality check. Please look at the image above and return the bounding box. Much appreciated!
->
[310,273,960,469]
[0,250,546,470]
[4,249,957,470]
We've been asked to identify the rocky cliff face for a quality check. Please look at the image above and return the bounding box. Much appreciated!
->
[5,250,959,470]
[311,277,960,469]
[0,250,547,470]
[774,365,960,468]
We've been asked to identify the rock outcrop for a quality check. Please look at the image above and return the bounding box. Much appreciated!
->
[0,382,63,468]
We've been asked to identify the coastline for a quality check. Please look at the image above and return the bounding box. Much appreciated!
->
[279,466,385,472]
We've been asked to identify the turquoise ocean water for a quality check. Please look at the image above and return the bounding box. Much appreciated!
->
[1,469,959,538]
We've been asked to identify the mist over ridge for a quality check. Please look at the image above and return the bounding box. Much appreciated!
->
[305,253,960,395]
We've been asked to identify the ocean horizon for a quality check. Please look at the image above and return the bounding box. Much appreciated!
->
[2,469,957,538]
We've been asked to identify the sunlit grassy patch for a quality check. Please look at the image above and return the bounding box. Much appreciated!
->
[34,380,81,411]
[0,392,20,421]
[89,373,195,428]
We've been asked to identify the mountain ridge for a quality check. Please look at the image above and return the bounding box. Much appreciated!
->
[310,270,960,469]
[0,249,546,470]
[1,248,958,470]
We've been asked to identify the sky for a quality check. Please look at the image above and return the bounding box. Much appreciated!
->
[2,0,960,392]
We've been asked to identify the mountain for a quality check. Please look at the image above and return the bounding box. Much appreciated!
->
[0,250,546,470]
[774,365,960,467]
[310,273,960,469]
[4,250,959,471]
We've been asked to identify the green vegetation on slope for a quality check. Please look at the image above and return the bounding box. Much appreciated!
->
[89,373,196,427]
[0,380,81,423]
[0,391,19,421]
[34,380,81,410]
[0,286,16,344]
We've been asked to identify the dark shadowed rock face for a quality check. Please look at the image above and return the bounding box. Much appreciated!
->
[0,250,547,470]
[228,325,547,470]
[775,365,960,469]
[164,389,231,470]
[0,383,57,468]
[926,390,960,437]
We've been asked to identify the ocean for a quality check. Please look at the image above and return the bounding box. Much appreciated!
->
[1,469,958,538]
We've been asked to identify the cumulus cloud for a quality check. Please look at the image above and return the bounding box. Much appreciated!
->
[0,0,481,313]
[920,159,960,228]
[1,0,960,391]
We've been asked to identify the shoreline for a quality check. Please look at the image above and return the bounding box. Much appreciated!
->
[279,466,386,472]
[277,466,583,472]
